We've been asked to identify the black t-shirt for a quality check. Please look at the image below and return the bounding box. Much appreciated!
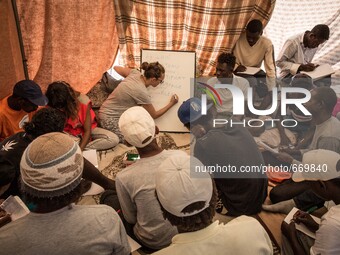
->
[194,126,268,216]
[0,132,32,199]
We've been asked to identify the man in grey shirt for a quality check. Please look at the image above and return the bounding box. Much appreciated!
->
[0,133,130,255]
[115,106,184,250]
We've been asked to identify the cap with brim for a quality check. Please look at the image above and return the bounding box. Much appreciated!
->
[119,106,155,148]
[177,97,212,125]
[292,149,340,182]
[156,154,213,217]
[13,80,48,106]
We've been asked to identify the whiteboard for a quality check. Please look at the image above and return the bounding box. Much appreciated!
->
[141,49,196,132]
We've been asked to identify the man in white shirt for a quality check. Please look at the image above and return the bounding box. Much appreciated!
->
[276,24,330,83]
[153,154,273,255]
[207,53,250,118]
[281,149,340,255]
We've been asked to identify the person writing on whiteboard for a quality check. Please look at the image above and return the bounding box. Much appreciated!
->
[276,24,330,85]
[98,61,178,142]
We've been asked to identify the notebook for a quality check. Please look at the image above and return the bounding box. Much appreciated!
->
[301,64,334,81]
[284,207,321,239]
[237,66,261,75]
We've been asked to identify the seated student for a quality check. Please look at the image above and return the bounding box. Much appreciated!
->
[263,87,340,213]
[281,149,340,255]
[0,108,116,200]
[98,62,178,142]
[113,106,185,250]
[276,24,330,85]
[46,81,119,151]
[276,73,314,145]
[233,19,276,108]
[206,53,250,118]
[0,80,48,141]
[0,132,130,255]
[153,154,273,255]
[178,98,268,216]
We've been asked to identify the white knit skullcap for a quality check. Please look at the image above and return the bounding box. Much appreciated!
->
[20,132,83,198]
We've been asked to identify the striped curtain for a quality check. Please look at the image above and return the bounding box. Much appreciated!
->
[114,0,276,76]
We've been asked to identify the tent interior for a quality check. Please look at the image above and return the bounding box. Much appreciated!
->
[1,0,339,98]
[1,1,340,254]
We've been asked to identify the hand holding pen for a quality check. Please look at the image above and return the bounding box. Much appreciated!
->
[299,63,319,72]
[170,94,179,105]
[234,64,247,73]
[292,209,319,233]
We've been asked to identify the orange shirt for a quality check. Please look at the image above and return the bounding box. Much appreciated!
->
[0,96,35,141]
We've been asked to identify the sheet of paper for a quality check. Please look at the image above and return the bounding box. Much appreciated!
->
[256,140,279,154]
[82,149,104,196]
[1,195,30,221]
[301,64,334,81]
[128,235,141,252]
[237,66,261,75]
[284,207,321,239]
[83,149,98,168]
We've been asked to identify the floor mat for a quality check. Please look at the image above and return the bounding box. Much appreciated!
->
[101,132,191,178]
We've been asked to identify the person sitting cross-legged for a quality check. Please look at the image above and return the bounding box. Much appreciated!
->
[262,87,340,214]
[281,149,340,255]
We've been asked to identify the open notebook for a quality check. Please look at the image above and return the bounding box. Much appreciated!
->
[301,64,334,81]
[284,207,321,239]
[237,66,261,75]
[0,195,30,221]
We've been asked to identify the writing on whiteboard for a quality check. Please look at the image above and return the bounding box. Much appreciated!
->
[141,49,196,132]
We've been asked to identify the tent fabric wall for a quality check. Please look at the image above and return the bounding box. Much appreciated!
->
[114,0,276,76]
[0,0,25,99]
[1,0,275,98]
[0,0,119,98]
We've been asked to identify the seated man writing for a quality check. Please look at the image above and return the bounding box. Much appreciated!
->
[233,19,276,109]
[276,24,330,86]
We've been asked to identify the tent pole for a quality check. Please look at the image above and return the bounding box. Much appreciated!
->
[11,0,29,80]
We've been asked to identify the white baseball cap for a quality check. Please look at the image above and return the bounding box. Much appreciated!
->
[119,106,156,148]
[292,149,340,182]
[156,154,213,217]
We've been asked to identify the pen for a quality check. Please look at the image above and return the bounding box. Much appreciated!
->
[306,206,318,214]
